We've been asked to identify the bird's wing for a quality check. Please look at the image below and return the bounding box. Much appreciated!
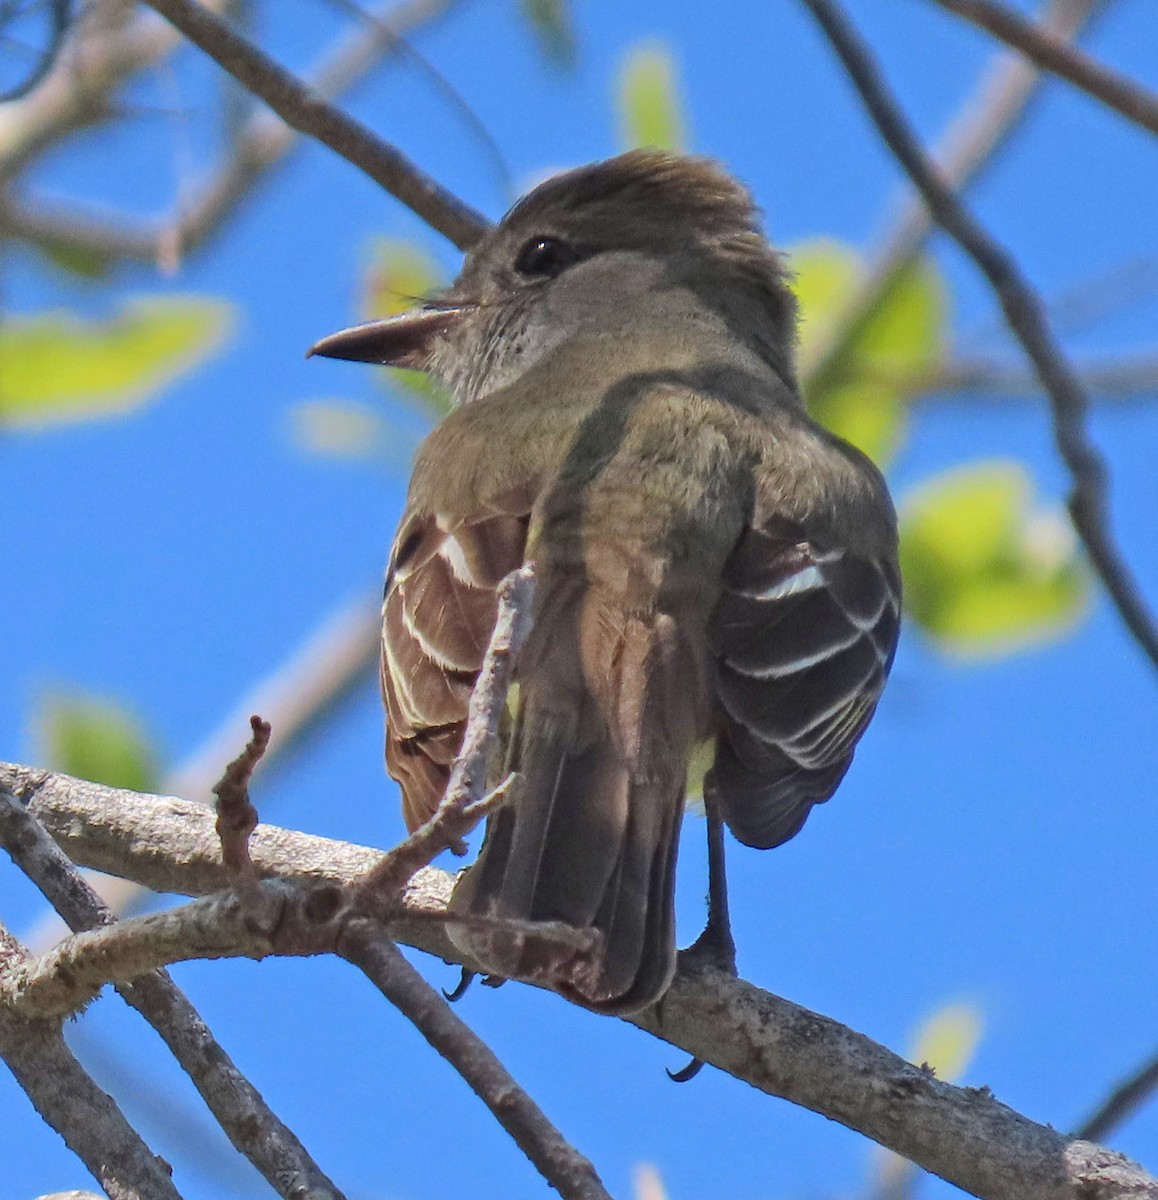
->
[707,516,901,849]
[381,488,531,830]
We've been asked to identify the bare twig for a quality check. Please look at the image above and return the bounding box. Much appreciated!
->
[800,0,1158,674]
[340,921,613,1200]
[928,0,1158,138]
[2,777,613,1200]
[800,0,1107,389]
[136,0,489,249]
[0,0,232,187]
[211,714,269,874]
[0,791,347,1200]
[25,591,379,947]
[0,922,184,1200]
[1,0,467,266]
[1077,1048,1158,1143]
[0,0,71,102]
[8,765,1157,1200]
[358,564,535,896]
[924,352,1158,402]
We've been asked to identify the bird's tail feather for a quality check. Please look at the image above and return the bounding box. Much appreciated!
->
[448,606,693,1014]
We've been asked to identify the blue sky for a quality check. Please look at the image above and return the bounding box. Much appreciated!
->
[2,2,1157,1197]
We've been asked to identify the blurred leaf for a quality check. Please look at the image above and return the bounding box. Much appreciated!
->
[362,239,441,321]
[900,461,1091,658]
[0,296,234,429]
[30,235,117,281]
[37,692,161,793]
[362,239,454,416]
[518,0,576,67]
[617,43,685,151]
[795,239,946,467]
[288,399,390,461]
[908,1001,984,1080]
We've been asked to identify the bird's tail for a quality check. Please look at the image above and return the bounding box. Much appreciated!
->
[447,599,702,1014]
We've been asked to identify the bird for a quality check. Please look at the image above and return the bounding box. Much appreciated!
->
[309,150,901,1015]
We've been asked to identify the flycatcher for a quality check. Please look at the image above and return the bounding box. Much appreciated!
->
[310,151,901,1015]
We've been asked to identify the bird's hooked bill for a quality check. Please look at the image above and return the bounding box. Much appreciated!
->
[306,305,470,368]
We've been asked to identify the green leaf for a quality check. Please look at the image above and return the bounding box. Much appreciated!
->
[362,239,441,321]
[617,43,686,152]
[0,296,234,429]
[37,692,162,793]
[899,461,1091,658]
[360,240,454,417]
[795,239,946,467]
[518,0,576,67]
[908,1001,984,1080]
[30,235,117,281]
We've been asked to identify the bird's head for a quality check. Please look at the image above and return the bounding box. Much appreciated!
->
[309,150,797,403]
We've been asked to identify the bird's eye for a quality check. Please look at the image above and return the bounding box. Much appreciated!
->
[514,237,579,279]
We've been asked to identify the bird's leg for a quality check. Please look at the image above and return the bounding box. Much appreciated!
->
[668,783,736,1084]
[680,781,737,976]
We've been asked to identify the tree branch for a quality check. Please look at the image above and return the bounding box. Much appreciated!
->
[800,0,1158,674]
[928,0,1158,138]
[340,921,612,1200]
[0,922,184,1200]
[924,352,1158,402]
[0,0,468,267]
[5,764,1155,1200]
[800,0,1108,389]
[0,787,347,1199]
[1,785,612,1200]
[135,0,490,249]
[1077,1048,1158,1144]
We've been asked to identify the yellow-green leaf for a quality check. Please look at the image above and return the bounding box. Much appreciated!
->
[617,43,686,152]
[0,297,233,429]
[37,692,161,793]
[808,379,905,469]
[518,0,576,67]
[362,239,441,321]
[361,240,453,416]
[794,239,946,467]
[908,1001,984,1080]
[900,461,1091,658]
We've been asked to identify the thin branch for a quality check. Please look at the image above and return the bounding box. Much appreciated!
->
[1,0,468,266]
[211,714,268,875]
[1077,1049,1158,1143]
[136,0,489,249]
[0,922,185,1200]
[359,564,534,895]
[800,0,1158,674]
[24,590,379,948]
[0,0,228,187]
[928,0,1158,138]
[0,0,70,102]
[8,765,1157,1200]
[2,781,614,1200]
[800,0,1108,388]
[340,921,613,1200]
[923,352,1158,402]
[0,792,348,1200]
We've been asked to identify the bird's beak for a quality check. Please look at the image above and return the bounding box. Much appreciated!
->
[306,305,472,368]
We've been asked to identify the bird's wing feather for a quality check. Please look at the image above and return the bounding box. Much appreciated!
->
[708,518,901,849]
[381,496,530,830]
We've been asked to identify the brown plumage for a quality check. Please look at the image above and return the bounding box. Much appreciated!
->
[311,151,901,1014]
